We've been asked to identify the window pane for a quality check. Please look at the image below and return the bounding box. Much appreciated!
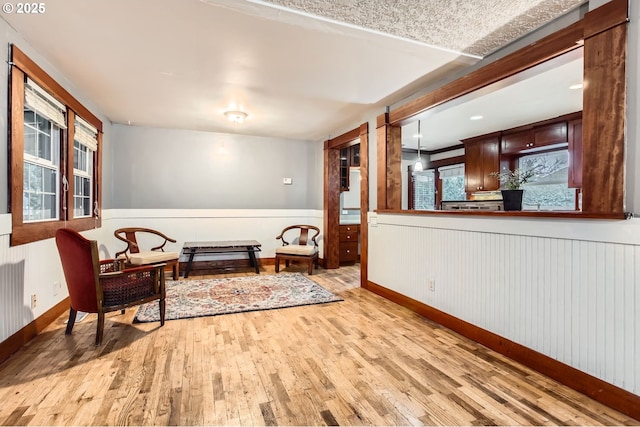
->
[83,176,91,196]
[27,163,42,192]
[73,141,80,169]
[23,162,59,222]
[413,170,435,210]
[44,194,57,219]
[442,176,466,201]
[43,167,56,193]
[28,193,41,220]
[36,113,51,134]
[73,175,91,217]
[74,140,90,172]
[520,150,576,210]
[24,125,37,157]
[24,109,36,127]
[38,132,51,161]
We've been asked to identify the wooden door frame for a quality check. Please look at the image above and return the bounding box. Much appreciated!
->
[323,122,369,287]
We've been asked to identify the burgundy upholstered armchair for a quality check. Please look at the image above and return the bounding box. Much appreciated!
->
[55,228,166,345]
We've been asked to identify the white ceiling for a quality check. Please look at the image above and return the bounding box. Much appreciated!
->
[2,0,585,142]
[402,47,584,151]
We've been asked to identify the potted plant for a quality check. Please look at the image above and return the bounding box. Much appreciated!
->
[489,168,536,210]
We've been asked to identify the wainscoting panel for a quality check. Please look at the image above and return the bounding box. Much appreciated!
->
[368,213,639,395]
[0,234,28,343]
[104,209,324,261]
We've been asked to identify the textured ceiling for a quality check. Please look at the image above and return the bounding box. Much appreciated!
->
[259,0,586,56]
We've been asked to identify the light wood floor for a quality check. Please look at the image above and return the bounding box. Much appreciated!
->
[0,264,637,426]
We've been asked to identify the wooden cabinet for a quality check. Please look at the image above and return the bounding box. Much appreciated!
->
[463,134,500,193]
[501,129,531,155]
[339,224,359,264]
[567,118,583,188]
[502,122,568,155]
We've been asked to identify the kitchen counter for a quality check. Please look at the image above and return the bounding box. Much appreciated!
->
[339,219,360,225]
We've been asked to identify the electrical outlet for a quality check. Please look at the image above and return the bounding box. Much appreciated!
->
[30,294,37,309]
[53,281,61,296]
[428,279,435,292]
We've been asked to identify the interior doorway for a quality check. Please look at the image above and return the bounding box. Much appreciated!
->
[323,123,369,288]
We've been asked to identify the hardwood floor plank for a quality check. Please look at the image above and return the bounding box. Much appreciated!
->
[0,265,636,425]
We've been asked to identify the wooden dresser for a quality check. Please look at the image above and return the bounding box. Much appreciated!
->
[339,224,359,264]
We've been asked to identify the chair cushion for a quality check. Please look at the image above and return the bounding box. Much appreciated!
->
[275,245,317,256]
[127,251,179,265]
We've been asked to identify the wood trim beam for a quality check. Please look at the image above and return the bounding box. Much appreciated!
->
[581,14,626,213]
[426,155,466,170]
[376,116,388,210]
[10,66,25,234]
[366,280,640,421]
[388,21,584,125]
[323,147,341,269]
[583,0,628,39]
[326,128,360,150]
[386,125,402,210]
[358,122,369,288]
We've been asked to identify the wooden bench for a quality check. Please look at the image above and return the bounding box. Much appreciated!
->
[181,240,262,278]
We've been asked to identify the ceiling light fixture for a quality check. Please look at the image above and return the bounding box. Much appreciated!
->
[224,110,248,124]
[414,120,424,172]
[470,115,484,120]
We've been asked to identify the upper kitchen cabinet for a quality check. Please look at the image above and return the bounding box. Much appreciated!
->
[501,120,569,155]
[463,133,500,193]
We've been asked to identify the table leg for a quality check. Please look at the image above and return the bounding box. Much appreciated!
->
[184,248,196,278]
[247,246,260,274]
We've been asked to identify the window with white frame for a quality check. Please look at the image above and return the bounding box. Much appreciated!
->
[10,45,103,246]
[73,117,97,217]
[22,79,65,222]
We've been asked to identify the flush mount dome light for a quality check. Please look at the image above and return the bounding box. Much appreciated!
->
[470,115,484,120]
[224,110,248,123]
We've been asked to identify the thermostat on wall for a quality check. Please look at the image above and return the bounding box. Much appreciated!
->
[283,177,293,185]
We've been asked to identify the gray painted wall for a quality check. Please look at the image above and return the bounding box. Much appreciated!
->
[111,125,321,209]
[0,17,113,213]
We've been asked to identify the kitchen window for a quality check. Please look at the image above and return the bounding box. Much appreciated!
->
[412,170,436,210]
[519,150,576,211]
[439,164,465,202]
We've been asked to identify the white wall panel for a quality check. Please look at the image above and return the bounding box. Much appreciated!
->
[368,213,640,395]
[103,209,323,260]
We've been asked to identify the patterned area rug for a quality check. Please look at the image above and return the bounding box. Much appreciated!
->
[134,273,342,323]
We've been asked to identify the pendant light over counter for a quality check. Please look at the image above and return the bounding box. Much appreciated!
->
[414,120,424,172]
